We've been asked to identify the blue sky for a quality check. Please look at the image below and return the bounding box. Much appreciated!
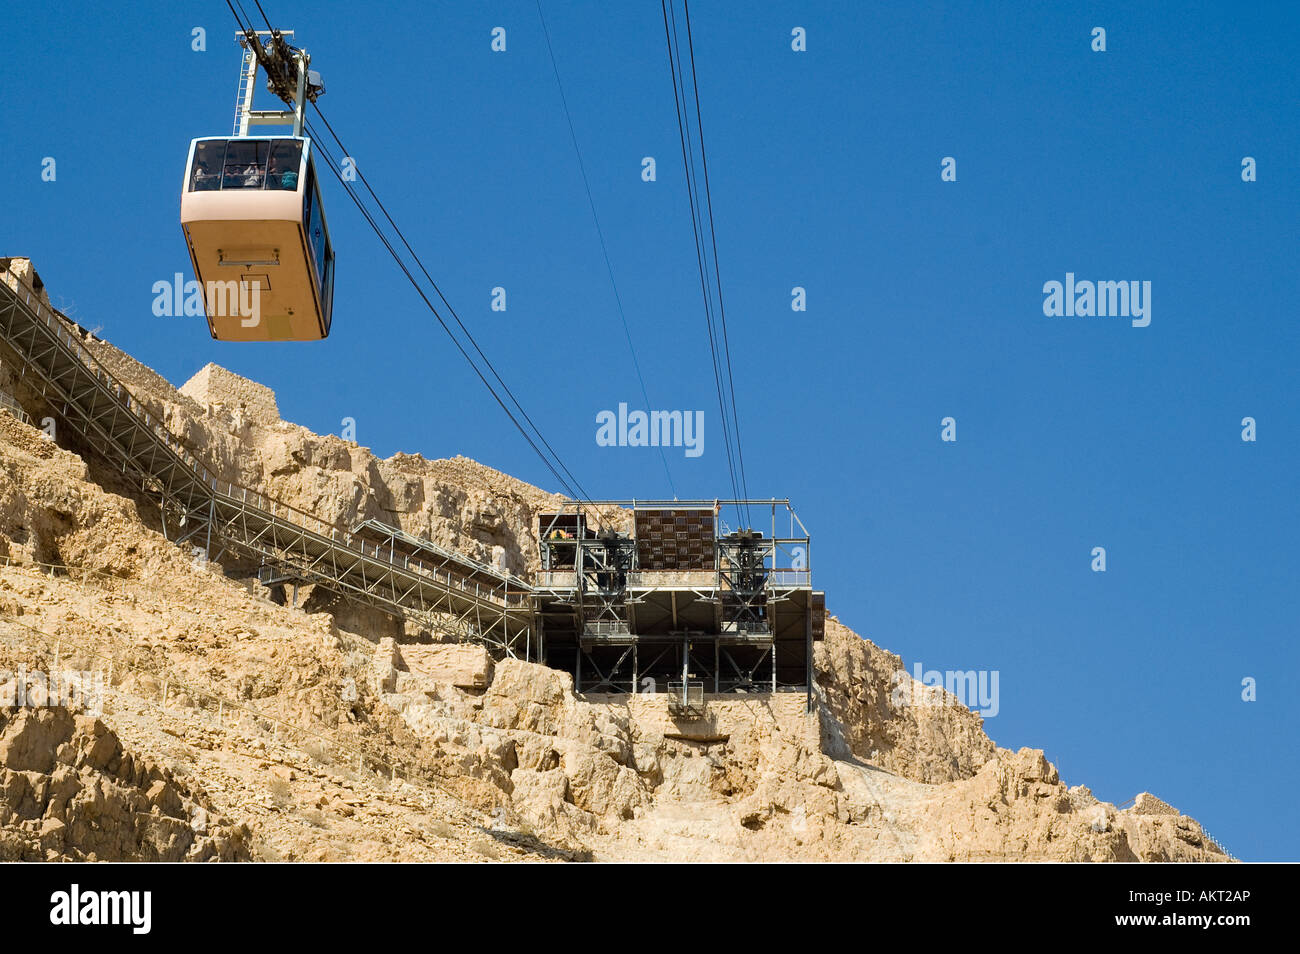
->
[2,1,1296,860]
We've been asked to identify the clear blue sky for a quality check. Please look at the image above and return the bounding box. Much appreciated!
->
[2,1,1296,860]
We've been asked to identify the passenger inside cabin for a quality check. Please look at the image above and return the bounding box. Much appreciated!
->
[267,155,298,190]
[190,158,219,191]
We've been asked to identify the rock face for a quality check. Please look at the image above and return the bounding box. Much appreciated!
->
[180,363,280,426]
[374,642,1227,862]
[0,705,250,861]
[0,258,1232,862]
[0,257,50,308]
[0,258,51,415]
[815,616,997,783]
[1132,792,1180,816]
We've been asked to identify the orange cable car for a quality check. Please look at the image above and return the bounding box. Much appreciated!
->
[181,29,333,341]
[181,135,334,341]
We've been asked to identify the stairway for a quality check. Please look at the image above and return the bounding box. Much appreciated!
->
[0,265,533,657]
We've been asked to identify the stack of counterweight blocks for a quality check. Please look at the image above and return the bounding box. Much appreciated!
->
[634,509,715,571]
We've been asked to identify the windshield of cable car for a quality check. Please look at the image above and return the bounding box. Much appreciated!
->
[189,139,304,192]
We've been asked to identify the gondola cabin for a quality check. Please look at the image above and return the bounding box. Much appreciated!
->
[180,136,334,341]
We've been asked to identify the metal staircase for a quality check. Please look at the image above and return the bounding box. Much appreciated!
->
[0,265,533,657]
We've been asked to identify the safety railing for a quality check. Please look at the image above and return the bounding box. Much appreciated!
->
[1199,828,1237,861]
[0,390,32,426]
[582,619,632,636]
[666,680,706,715]
[768,570,812,587]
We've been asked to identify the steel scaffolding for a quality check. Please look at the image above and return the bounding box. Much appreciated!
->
[536,500,824,706]
[0,265,530,656]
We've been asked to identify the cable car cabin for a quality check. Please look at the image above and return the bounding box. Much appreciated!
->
[180,136,335,341]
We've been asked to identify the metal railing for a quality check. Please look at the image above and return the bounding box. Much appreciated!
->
[0,390,32,426]
[583,620,632,636]
[767,570,811,586]
[667,680,705,711]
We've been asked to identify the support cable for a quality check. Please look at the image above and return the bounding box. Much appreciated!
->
[681,0,750,511]
[223,0,605,525]
[305,126,598,510]
[661,0,743,515]
[535,0,676,497]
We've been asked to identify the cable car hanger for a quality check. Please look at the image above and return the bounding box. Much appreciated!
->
[233,28,325,137]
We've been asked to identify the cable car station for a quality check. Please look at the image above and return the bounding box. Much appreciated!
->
[533,500,824,708]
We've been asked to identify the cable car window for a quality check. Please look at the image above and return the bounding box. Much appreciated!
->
[320,246,335,333]
[189,140,225,191]
[302,161,315,235]
[308,177,327,287]
[267,140,303,190]
[221,140,269,190]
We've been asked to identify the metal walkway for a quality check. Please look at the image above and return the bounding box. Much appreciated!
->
[0,265,532,656]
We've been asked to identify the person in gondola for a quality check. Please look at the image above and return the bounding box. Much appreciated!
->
[268,154,298,190]
[191,157,219,191]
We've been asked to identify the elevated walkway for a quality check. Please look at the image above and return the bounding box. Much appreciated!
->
[0,263,532,656]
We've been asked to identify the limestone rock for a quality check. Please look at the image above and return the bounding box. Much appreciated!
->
[180,363,279,425]
[0,706,250,862]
